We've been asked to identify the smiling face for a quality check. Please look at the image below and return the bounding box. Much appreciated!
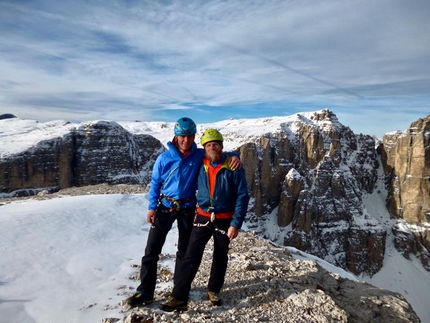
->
[204,141,223,162]
[176,134,195,153]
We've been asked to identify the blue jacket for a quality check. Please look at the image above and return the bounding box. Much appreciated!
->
[196,154,249,229]
[148,141,203,210]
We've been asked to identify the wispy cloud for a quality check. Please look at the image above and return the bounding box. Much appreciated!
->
[0,0,429,137]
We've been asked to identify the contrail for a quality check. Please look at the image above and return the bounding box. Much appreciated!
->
[216,40,363,99]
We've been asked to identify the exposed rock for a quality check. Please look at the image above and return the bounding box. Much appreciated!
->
[71,121,163,187]
[382,115,430,223]
[0,183,146,206]
[117,231,419,323]
[240,110,384,276]
[381,115,430,270]
[392,221,430,271]
[0,113,16,120]
[0,121,164,196]
[277,168,304,227]
[1,111,429,278]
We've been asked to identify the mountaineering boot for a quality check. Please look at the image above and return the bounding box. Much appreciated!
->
[160,296,188,312]
[208,291,222,306]
[126,292,154,307]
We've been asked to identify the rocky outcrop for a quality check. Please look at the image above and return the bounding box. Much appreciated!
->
[382,115,430,223]
[241,110,385,276]
[116,231,420,323]
[0,121,164,196]
[2,111,429,278]
[380,115,430,270]
[0,113,16,120]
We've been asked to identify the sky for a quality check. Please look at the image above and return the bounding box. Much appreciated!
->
[0,0,429,138]
[1,193,429,323]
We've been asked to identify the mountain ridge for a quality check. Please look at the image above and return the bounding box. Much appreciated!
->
[1,109,428,276]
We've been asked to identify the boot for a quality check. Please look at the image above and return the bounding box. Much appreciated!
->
[208,291,222,306]
[160,296,188,312]
[126,292,154,307]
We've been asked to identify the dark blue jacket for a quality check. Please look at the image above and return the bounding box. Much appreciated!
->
[196,154,249,229]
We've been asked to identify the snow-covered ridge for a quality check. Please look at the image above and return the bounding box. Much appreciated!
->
[0,109,338,156]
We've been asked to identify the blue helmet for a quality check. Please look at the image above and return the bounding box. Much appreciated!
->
[174,117,196,136]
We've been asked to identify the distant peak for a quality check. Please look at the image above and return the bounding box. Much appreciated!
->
[310,109,338,122]
[0,113,17,120]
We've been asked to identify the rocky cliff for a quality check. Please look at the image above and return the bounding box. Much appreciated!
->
[1,111,429,278]
[239,110,386,276]
[381,115,430,270]
[0,121,164,196]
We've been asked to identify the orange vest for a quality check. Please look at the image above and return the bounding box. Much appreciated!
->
[197,157,234,220]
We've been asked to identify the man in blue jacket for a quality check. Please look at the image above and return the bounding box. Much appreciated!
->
[160,128,249,312]
[127,118,242,307]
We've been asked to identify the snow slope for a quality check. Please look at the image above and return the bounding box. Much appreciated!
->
[0,193,429,322]
[0,194,365,323]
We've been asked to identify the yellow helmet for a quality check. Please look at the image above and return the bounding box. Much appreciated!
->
[200,128,224,146]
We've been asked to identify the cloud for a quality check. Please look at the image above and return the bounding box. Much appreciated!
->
[0,0,429,138]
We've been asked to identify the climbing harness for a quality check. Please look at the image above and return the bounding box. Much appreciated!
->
[193,212,227,236]
[161,195,196,212]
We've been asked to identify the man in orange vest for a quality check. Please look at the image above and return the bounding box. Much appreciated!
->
[161,129,250,312]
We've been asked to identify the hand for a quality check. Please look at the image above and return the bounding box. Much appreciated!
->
[229,155,242,170]
[147,210,157,223]
[227,226,239,240]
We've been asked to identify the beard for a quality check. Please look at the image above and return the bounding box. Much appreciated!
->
[206,150,222,162]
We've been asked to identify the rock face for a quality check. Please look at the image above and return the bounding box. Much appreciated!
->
[117,231,420,323]
[382,115,430,223]
[0,121,164,196]
[241,110,385,276]
[2,111,429,278]
[381,114,430,270]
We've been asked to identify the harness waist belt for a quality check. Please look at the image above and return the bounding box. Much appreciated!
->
[163,196,196,211]
[197,206,234,219]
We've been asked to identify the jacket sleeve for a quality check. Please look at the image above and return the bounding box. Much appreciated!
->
[226,151,240,159]
[148,154,164,210]
[230,167,250,229]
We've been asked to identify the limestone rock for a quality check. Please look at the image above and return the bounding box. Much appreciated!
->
[2,111,429,278]
[381,114,430,270]
[241,110,384,275]
[383,114,430,223]
[118,231,419,323]
[0,121,164,196]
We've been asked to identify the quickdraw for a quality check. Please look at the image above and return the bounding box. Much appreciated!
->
[193,212,227,236]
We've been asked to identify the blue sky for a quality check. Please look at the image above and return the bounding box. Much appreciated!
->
[0,0,429,138]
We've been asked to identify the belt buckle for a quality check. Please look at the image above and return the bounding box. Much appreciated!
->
[210,212,215,222]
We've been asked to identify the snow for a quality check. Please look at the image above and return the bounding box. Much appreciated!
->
[0,119,74,157]
[1,113,430,322]
[1,110,329,155]
[2,193,429,322]
[0,195,147,322]
[360,190,430,322]
[286,168,302,180]
[0,194,356,323]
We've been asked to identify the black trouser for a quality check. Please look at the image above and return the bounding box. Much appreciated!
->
[171,214,231,302]
[136,204,195,297]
